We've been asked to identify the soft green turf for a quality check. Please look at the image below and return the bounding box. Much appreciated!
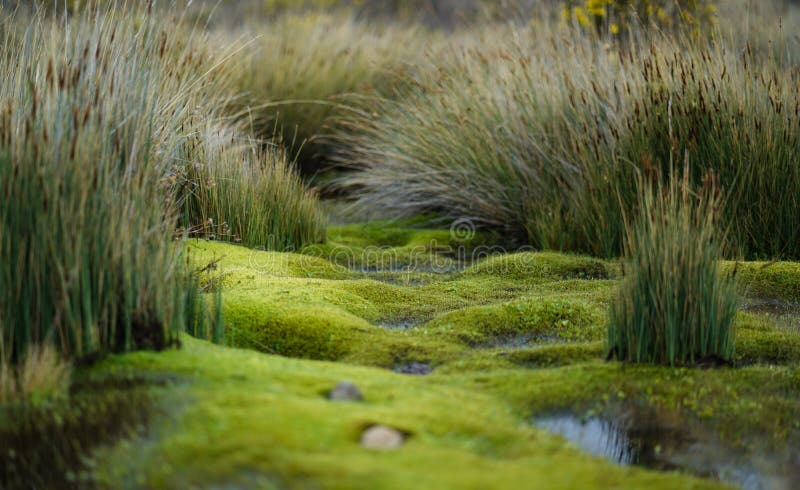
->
[90,336,739,490]
[9,223,800,488]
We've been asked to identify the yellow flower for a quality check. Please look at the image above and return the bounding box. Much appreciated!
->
[585,0,608,17]
[573,6,591,27]
[560,4,572,23]
[610,23,620,34]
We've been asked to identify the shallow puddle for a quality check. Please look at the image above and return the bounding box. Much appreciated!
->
[742,300,800,331]
[393,362,433,375]
[535,408,800,490]
[0,372,174,489]
[481,333,560,350]
[378,320,417,331]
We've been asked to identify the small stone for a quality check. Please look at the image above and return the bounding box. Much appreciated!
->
[360,425,405,450]
[328,381,363,402]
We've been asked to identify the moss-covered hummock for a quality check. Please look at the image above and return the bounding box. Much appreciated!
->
[88,336,740,489]
[726,261,800,302]
[187,235,617,367]
[7,223,800,488]
[188,230,800,372]
[77,334,798,489]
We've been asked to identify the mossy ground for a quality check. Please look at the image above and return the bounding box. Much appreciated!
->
[11,223,800,488]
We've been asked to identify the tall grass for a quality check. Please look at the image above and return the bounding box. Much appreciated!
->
[607,171,737,365]
[0,5,204,365]
[0,2,326,369]
[339,12,800,259]
[617,43,799,257]
[228,11,426,174]
[337,28,617,248]
[0,345,70,404]
[179,121,326,249]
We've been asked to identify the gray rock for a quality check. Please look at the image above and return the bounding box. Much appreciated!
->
[328,381,363,402]
[360,425,405,450]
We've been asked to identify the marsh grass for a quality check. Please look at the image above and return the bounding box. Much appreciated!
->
[179,122,326,250]
[0,345,71,404]
[591,36,800,258]
[228,11,426,174]
[607,171,737,365]
[337,28,618,246]
[339,14,800,259]
[0,2,325,368]
[0,5,202,365]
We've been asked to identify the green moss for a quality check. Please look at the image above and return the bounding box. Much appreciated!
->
[446,362,800,449]
[219,284,467,366]
[326,222,457,249]
[222,289,372,360]
[423,298,605,346]
[428,342,607,375]
[188,240,621,368]
[334,279,468,323]
[131,233,800,489]
[734,313,800,365]
[300,222,490,271]
[505,342,605,368]
[463,252,614,280]
[724,261,800,302]
[90,337,729,489]
[188,239,352,280]
[341,333,462,369]
[191,239,800,373]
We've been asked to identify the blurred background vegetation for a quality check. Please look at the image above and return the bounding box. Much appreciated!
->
[2,0,799,378]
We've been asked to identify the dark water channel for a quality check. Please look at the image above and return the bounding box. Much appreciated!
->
[535,407,800,490]
[0,372,173,489]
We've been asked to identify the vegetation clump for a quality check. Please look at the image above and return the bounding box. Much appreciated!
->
[0,5,199,367]
[607,174,737,365]
[339,12,800,259]
[0,2,325,371]
[178,123,326,250]
[227,11,424,174]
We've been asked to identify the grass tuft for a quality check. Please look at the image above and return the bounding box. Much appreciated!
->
[339,16,800,259]
[0,2,325,367]
[228,11,424,175]
[607,172,738,365]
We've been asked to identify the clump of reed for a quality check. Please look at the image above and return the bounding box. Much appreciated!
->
[0,4,202,367]
[178,122,326,250]
[607,171,737,365]
[0,1,326,370]
[227,11,426,174]
[617,43,800,258]
[339,11,800,259]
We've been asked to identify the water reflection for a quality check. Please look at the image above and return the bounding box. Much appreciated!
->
[535,410,800,490]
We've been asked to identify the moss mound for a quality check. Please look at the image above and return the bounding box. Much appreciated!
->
[463,252,613,280]
[424,298,605,346]
[43,225,798,488]
[727,261,800,302]
[89,337,738,490]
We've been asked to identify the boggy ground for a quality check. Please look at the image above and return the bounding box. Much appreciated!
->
[12,223,800,489]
